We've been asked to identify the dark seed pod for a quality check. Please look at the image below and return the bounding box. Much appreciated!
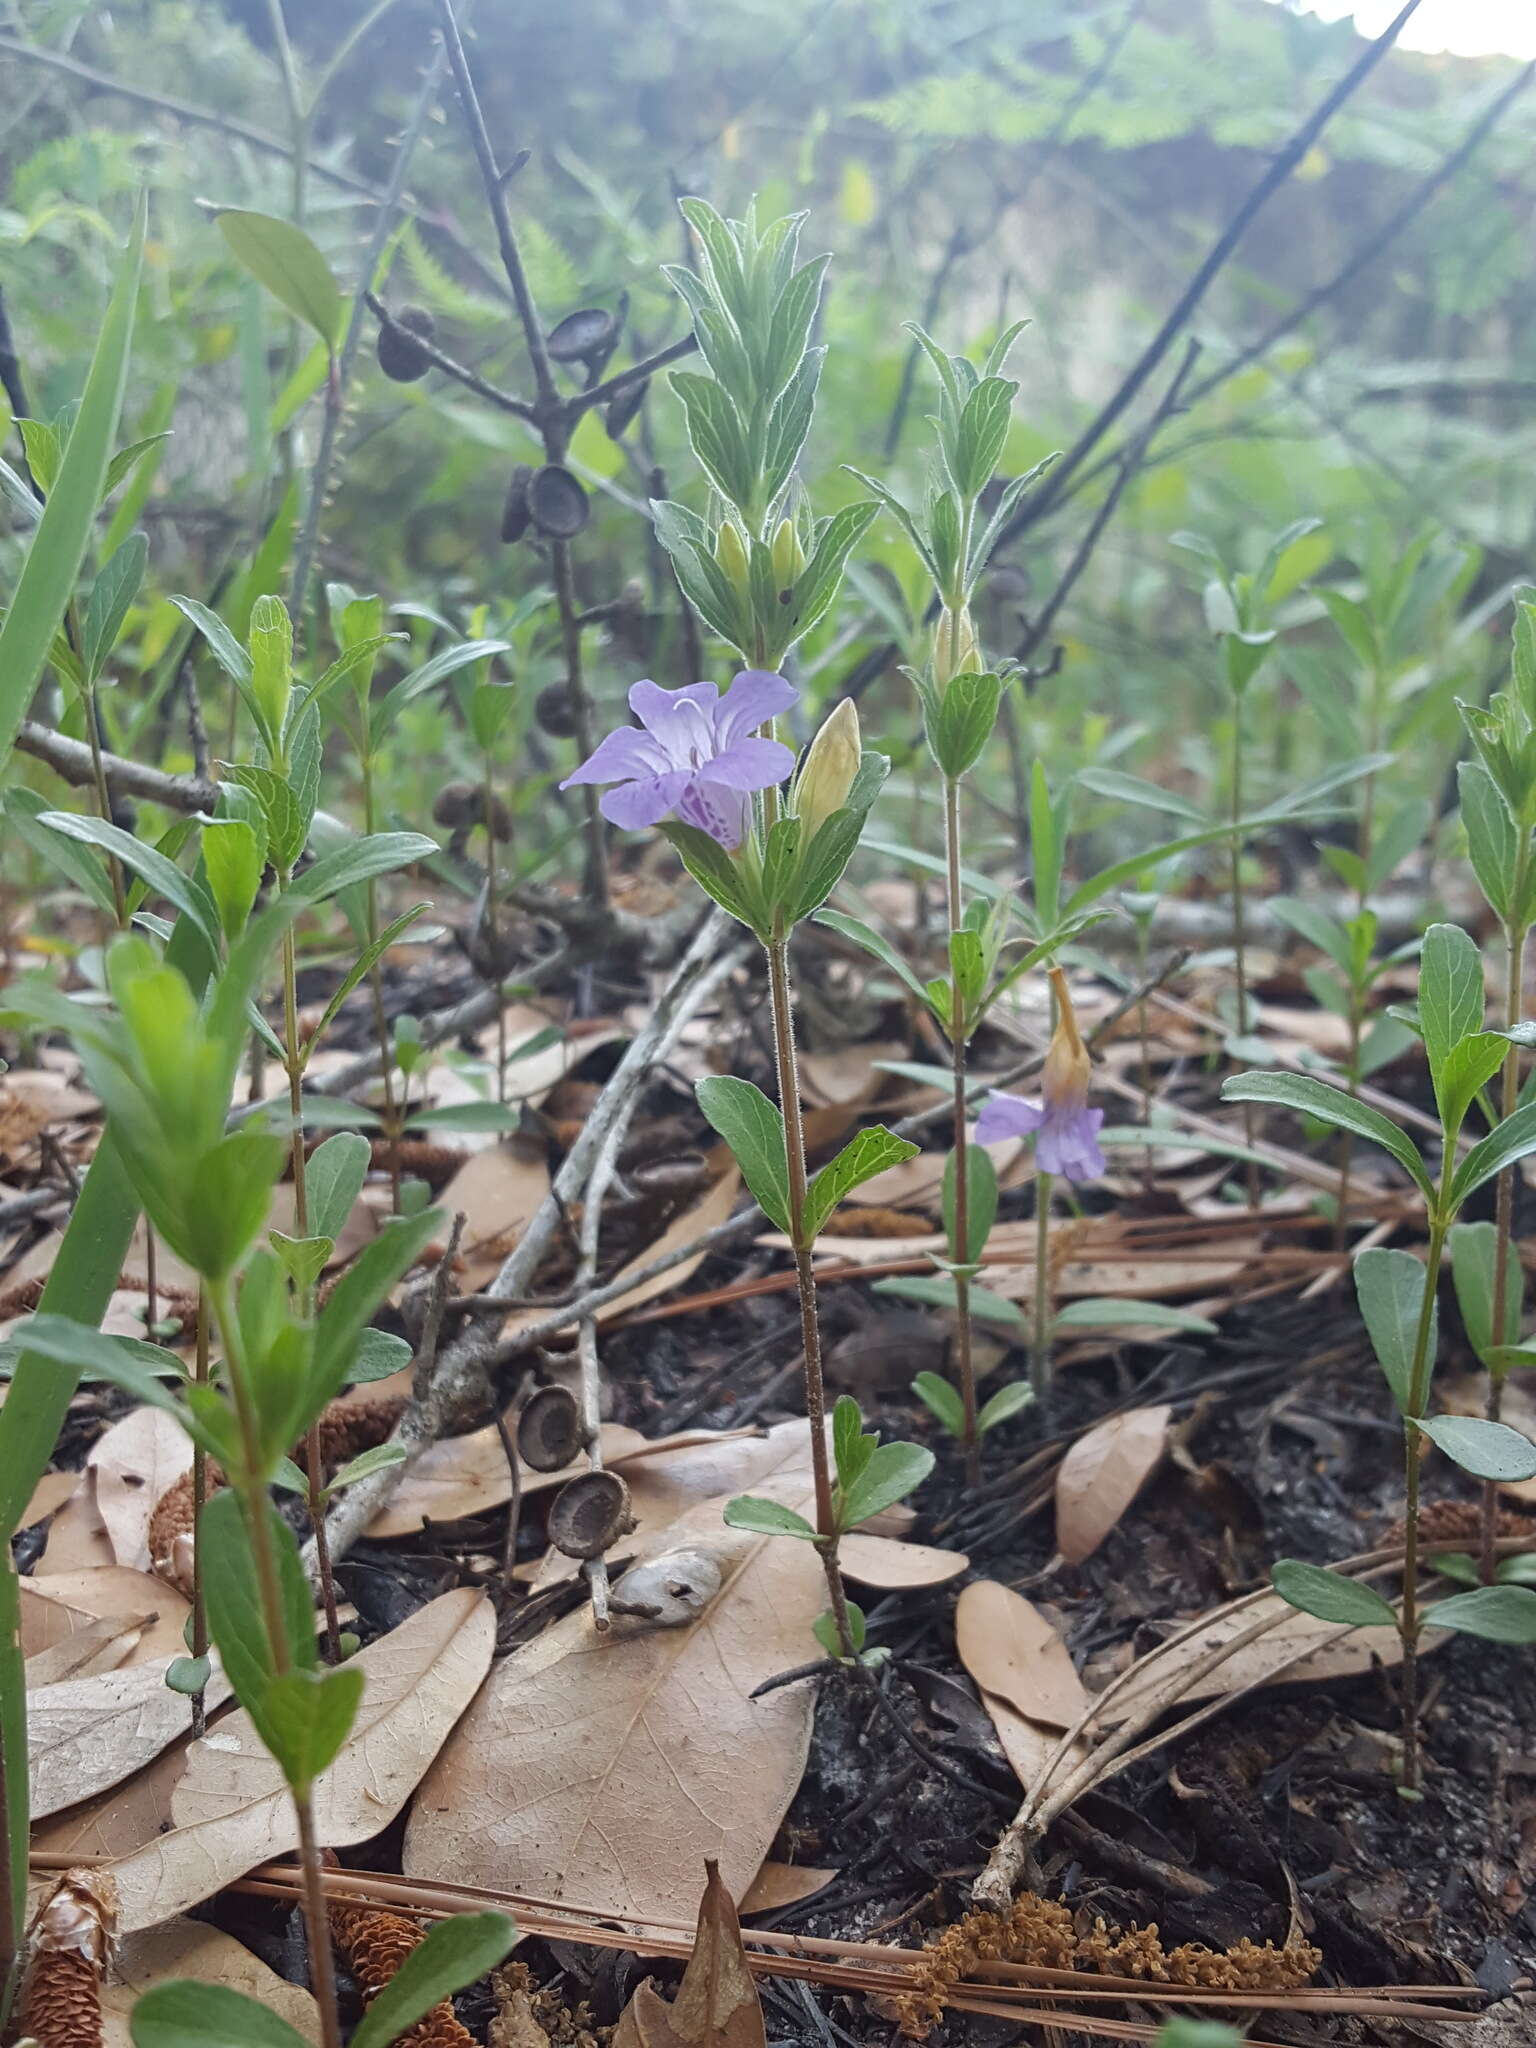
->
[548,1470,632,1559]
[535,682,579,738]
[604,376,649,440]
[628,1153,712,1201]
[377,306,436,383]
[499,465,533,545]
[546,307,620,364]
[517,1384,584,1472]
[528,464,590,540]
[432,780,481,830]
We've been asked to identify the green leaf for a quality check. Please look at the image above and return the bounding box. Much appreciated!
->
[307,1132,371,1244]
[815,909,934,1009]
[329,1442,407,1491]
[82,530,148,685]
[839,1438,934,1529]
[350,1912,517,2048]
[1415,1414,1536,1482]
[1421,1585,1536,1644]
[721,1495,818,1541]
[406,1101,525,1135]
[310,1208,443,1410]
[942,1143,997,1266]
[803,1126,919,1240]
[268,1231,333,1293]
[290,832,437,907]
[165,1654,212,1696]
[978,1380,1035,1433]
[1450,1102,1536,1213]
[1459,761,1518,922]
[1270,1559,1398,1629]
[5,787,119,917]
[1433,1030,1508,1140]
[371,639,511,746]
[349,1327,413,1384]
[1418,924,1486,1086]
[831,1393,868,1485]
[953,377,1014,498]
[1270,896,1353,978]
[658,821,760,930]
[259,1665,366,1787]
[695,1076,792,1236]
[926,669,1004,779]
[911,1371,964,1436]
[219,210,343,349]
[872,1273,1025,1327]
[1354,1246,1434,1415]
[130,1981,312,2048]
[0,192,144,764]
[200,1492,316,1775]
[1220,1070,1432,1200]
[1051,1298,1218,1336]
[1449,1219,1522,1366]
[40,811,220,956]
[812,1599,867,1661]
[201,818,265,942]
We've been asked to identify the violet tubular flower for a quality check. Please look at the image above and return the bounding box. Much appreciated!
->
[975,966,1105,1182]
[560,670,797,850]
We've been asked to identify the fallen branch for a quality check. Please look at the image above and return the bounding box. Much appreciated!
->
[319,911,745,1562]
[14,719,218,812]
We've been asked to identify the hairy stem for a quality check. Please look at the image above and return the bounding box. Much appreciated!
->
[190,1291,211,1742]
[1230,693,1259,1206]
[1400,1162,1452,1795]
[943,776,981,1479]
[1482,906,1529,1581]
[1031,1170,1055,1402]
[766,935,849,1653]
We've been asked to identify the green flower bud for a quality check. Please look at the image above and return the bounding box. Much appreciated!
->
[933,605,979,689]
[794,698,861,844]
[714,520,752,597]
[771,518,805,590]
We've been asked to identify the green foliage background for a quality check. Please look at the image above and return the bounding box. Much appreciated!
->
[1,0,1532,867]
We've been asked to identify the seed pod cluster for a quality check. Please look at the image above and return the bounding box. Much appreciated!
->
[377,305,437,383]
[21,1868,118,2048]
[548,1468,632,1558]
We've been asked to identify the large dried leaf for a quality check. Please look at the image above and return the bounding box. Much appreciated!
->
[739,1862,837,1914]
[28,1656,232,1819]
[103,1918,319,2046]
[438,1142,553,1292]
[20,1567,192,1666]
[369,1424,737,1539]
[1054,1405,1172,1564]
[107,1587,494,1931]
[955,1582,1090,1728]
[25,1613,148,1687]
[613,1862,766,2048]
[36,1468,115,1573]
[89,1406,193,1572]
[837,1532,968,1589]
[32,1730,193,1862]
[405,1424,822,1921]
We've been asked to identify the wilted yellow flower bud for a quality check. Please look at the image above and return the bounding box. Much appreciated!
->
[933,605,979,689]
[771,518,805,590]
[1041,965,1091,1113]
[714,519,751,595]
[794,698,861,843]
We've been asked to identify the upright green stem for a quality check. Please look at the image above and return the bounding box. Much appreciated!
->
[0,1566,19,2029]
[360,759,402,1211]
[943,775,980,1482]
[280,917,341,1662]
[190,1291,211,1742]
[1335,985,1364,1253]
[765,934,854,1657]
[483,755,509,1102]
[1400,1156,1453,1795]
[82,683,128,927]
[207,1278,342,2048]
[1229,696,1259,1207]
[1482,902,1530,1581]
[1031,1170,1055,1401]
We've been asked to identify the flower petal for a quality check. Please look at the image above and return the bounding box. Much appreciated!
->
[704,735,797,791]
[714,668,799,745]
[1036,1105,1104,1182]
[598,769,691,832]
[676,774,749,849]
[559,723,667,789]
[974,1092,1045,1145]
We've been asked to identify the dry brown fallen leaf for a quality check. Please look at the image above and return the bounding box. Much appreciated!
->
[103,1918,319,2047]
[438,1142,553,1292]
[405,1424,822,1922]
[106,1587,494,1932]
[1103,1591,1438,1724]
[798,1040,906,1111]
[89,1407,193,1573]
[837,1532,968,1590]
[369,1422,741,1538]
[1054,1404,1172,1565]
[20,1568,191,1666]
[954,1582,1090,1729]
[25,1614,148,1688]
[739,1862,837,1914]
[31,1728,194,1862]
[613,1862,766,2048]
[35,1470,116,1574]
[28,1657,233,1819]
[19,1470,78,1529]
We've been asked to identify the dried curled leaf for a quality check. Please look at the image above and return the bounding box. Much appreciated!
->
[1054,1404,1171,1565]
[613,1863,766,2048]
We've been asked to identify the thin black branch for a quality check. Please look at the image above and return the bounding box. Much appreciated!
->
[566,333,698,420]
[363,293,535,419]
[990,0,1426,557]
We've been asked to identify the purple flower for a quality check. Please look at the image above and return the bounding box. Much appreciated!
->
[560,671,797,850]
[974,967,1105,1182]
